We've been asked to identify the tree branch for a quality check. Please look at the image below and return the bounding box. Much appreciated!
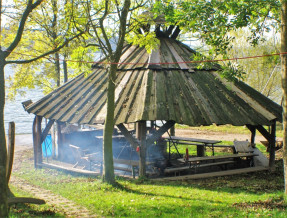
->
[99,0,113,56]
[6,31,84,64]
[5,0,43,57]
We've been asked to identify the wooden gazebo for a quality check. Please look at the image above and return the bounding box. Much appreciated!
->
[24,27,282,176]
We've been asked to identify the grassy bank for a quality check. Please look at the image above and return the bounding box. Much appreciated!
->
[11,150,286,217]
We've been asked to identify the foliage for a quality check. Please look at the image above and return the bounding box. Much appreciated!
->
[154,0,281,52]
[226,29,281,102]
[3,0,94,98]
[126,32,159,53]
[219,61,246,82]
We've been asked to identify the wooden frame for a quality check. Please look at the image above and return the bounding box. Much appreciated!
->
[247,121,276,167]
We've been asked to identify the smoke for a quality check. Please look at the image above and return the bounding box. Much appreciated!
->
[42,126,167,176]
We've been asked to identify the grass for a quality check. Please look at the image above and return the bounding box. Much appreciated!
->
[12,150,287,217]
[8,185,64,217]
[175,124,284,138]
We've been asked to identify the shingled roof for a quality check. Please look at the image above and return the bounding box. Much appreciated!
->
[25,37,282,126]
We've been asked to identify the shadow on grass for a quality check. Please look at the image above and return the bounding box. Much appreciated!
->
[9,203,63,217]
[116,160,284,196]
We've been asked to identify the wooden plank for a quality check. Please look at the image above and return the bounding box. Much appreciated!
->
[40,163,100,176]
[164,161,235,173]
[165,39,189,71]
[6,122,15,183]
[148,49,162,69]
[113,158,154,166]
[215,74,277,122]
[156,166,269,181]
[178,153,257,163]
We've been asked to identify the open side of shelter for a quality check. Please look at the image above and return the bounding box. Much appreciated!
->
[23,25,282,179]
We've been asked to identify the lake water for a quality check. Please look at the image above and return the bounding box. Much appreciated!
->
[4,65,44,134]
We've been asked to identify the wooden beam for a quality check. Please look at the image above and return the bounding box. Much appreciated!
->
[171,26,180,39]
[57,121,64,160]
[256,125,272,142]
[6,122,15,183]
[269,122,276,168]
[246,125,256,144]
[165,25,175,36]
[146,120,175,145]
[32,117,37,168]
[40,119,55,145]
[116,123,140,150]
[32,116,42,168]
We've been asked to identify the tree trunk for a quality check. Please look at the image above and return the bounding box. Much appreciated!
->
[137,121,147,177]
[281,0,287,194]
[0,53,8,216]
[55,52,61,87]
[63,59,68,83]
[102,65,116,184]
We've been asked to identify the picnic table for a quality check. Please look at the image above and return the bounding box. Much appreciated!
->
[163,136,222,158]
[165,153,258,175]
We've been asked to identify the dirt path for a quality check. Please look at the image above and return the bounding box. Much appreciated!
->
[10,149,98,217]
[10,176,96,217]
[174,129,269,143]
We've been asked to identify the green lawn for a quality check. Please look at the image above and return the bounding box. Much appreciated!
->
[12,150,286,217]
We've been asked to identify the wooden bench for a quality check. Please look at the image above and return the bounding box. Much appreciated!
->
[164,160,236,176]
[165,153,258,176]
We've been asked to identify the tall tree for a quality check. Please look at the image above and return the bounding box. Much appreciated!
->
[281,0,287,194]
[0,0,84,215]
[81,0,131,184]
[78,0,153,183]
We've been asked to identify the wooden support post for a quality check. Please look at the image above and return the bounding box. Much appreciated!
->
[117,124,140,150]
[269,122,276,168]
[170,125,175,136]
[40,119,54,145]
[246,125,256,145]
[255,123,276,168]
[137,121,147,178]
[57,121,64,160]
[32,116,42,168]
[197,145,205,157]
[6,122,15,183]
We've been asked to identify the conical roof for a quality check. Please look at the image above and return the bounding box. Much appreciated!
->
[25,37,282,126]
